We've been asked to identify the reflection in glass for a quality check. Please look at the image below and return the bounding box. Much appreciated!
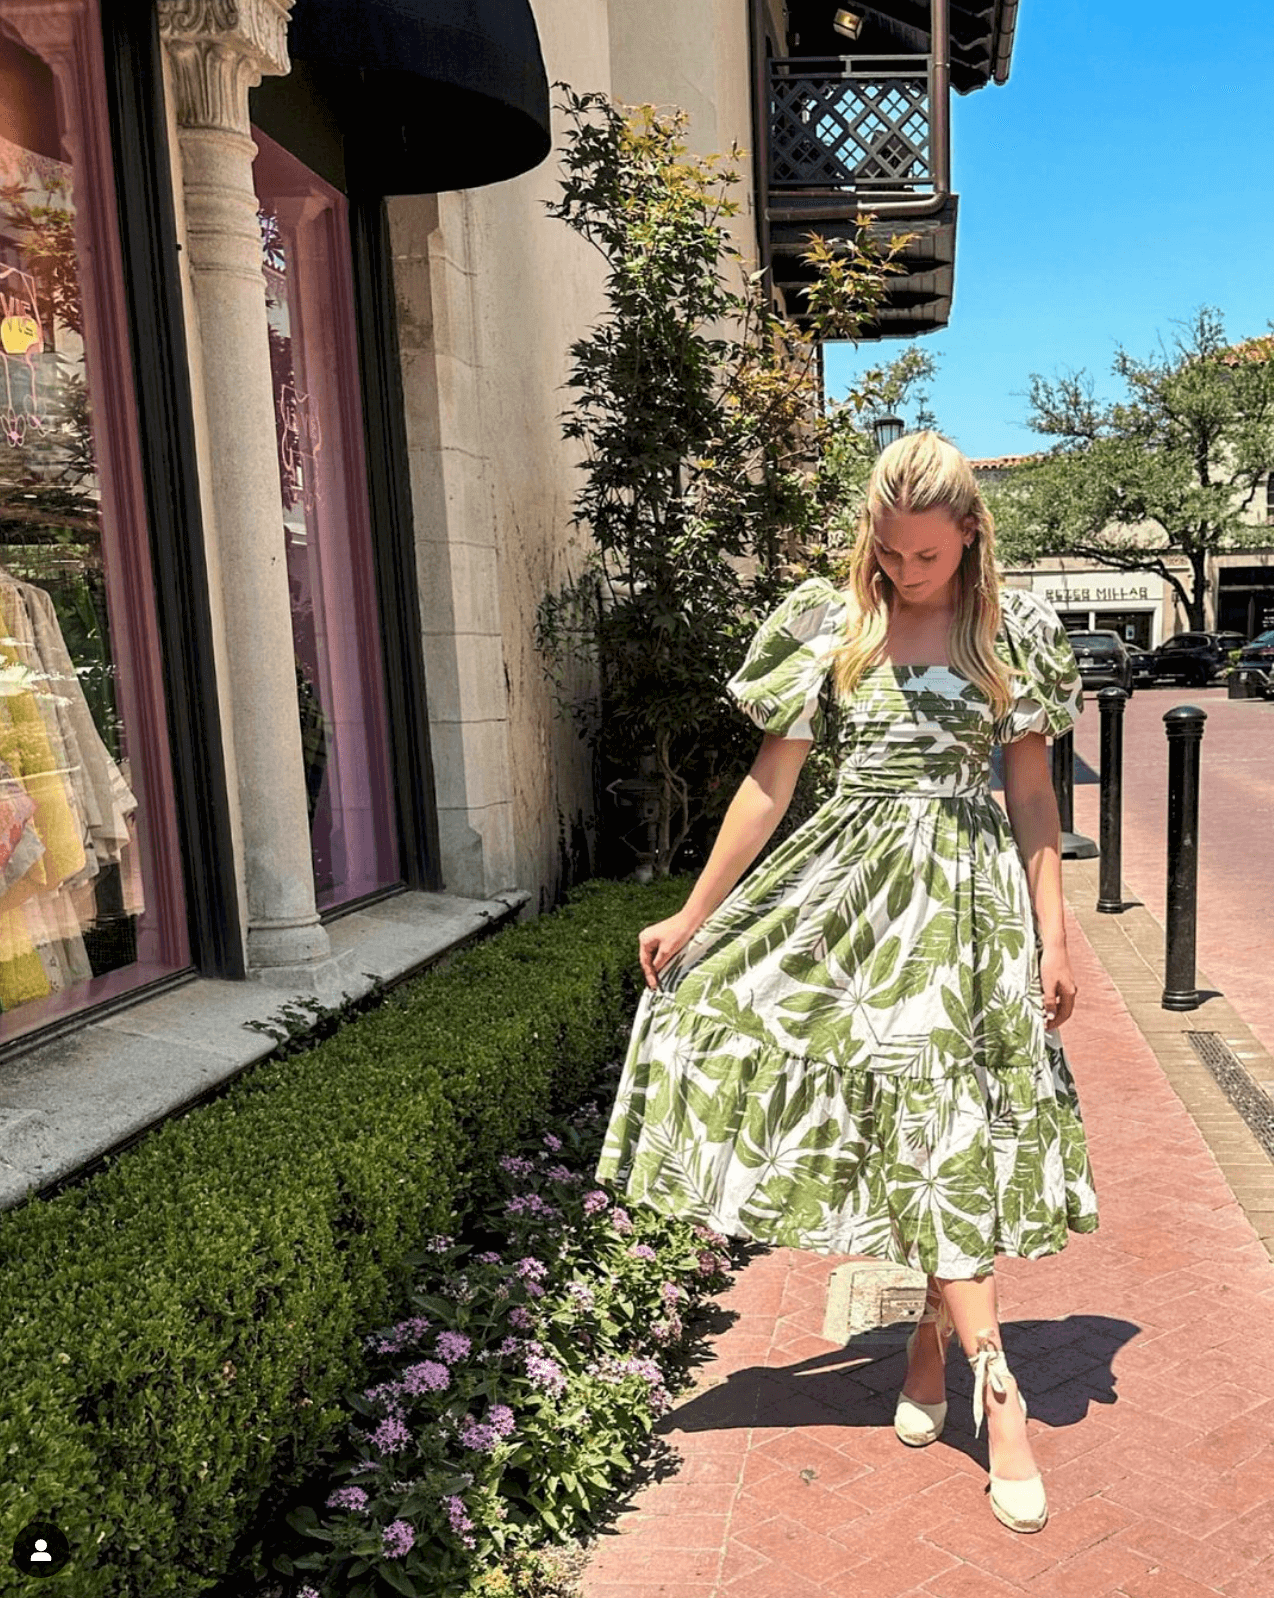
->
[0,5,188,1039]
[253,129,399,910]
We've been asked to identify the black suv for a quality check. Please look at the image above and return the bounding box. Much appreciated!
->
[1066,630,1134,694]
[1149,631,1246,686]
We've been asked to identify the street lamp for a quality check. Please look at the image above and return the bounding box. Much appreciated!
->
[871,415,905,453]
[833,8,864,39]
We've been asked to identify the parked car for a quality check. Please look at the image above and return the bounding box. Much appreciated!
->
[1148,630,1245,686]
[1065,629,1134,694]
[1237,628,1274,669]
[1124,643,1157,684]
[1235,628,1274,699]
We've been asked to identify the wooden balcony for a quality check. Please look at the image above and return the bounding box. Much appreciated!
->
[765,53,955,336]
[753,3,1019,338]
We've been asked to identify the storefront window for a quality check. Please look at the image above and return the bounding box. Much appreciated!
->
[0,1,188,1042]
[252,128,399,911]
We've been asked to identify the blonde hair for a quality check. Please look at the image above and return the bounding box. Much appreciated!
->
[827,429,1013,718]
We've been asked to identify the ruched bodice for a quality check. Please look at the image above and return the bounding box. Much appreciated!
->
[832,664,995,799]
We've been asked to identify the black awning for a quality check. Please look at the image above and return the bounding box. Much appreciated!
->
[286,0,552,194]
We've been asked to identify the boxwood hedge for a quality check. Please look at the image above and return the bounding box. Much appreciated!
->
[0,874,688,1597]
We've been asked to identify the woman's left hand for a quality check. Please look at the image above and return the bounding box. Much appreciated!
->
[1038,945,1078,1030]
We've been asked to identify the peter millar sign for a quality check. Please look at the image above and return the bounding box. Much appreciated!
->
[1037,578,1154,605]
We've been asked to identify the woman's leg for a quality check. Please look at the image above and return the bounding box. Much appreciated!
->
[936,1272,1039,1482]
[901,1274,950,1405]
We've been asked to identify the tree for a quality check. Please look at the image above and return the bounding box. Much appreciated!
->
[991,307,1274,628]
[535,86,931,877]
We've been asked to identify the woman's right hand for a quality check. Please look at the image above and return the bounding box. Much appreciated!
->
[638,911,705,990]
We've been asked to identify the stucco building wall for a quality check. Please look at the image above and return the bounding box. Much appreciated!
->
[390,0,771,914]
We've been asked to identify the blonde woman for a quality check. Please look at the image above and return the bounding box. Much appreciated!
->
[595,430,1098,1533]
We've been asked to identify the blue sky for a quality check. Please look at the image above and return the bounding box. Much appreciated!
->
[822,0,1274,460]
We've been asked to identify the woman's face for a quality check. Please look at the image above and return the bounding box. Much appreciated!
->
[872,506,970,606]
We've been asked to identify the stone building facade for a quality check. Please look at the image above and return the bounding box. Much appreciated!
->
[0,0,791,1207]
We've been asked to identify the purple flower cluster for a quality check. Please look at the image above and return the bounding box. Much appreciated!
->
[363,1376,405,1407]
[627,1243,657,1261]
[475,1250,502,1266]
[505,1193,561,1221]
[435,1330,472,1364]
[366,1314,431,1354]
[425,1234,455,1253]
[368,1413,411,1454]
[546,1163,583,1185]
[649,1311,684,1345]
[661,1281,683,1305]
[542,1133,563,1153]
[609,1208,634,1235]
[525,1352,568,1397]
[588,1353,673,1414]
[499,1154,536,1179]
[459,1403,517,1452]
[400,1359,451,1395]
[508,1305,535,1329]
[382,1518,416,1557]
[324,1485,369,1513]
[583,1189,610,1216]
[442,1494,477,1550]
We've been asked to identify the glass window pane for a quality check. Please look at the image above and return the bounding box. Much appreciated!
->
[0,2,188,1043]
[252,127,399,910]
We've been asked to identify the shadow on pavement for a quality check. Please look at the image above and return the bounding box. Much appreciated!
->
[654,1312,1140,1469]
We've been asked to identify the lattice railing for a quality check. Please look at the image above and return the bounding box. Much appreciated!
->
[768,56,933,193]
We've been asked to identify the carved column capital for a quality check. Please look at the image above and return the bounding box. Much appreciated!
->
[158,0,294,135]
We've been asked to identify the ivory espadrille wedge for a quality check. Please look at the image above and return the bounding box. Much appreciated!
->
[893,1288,955,1447]
[969,1332,1048,1533]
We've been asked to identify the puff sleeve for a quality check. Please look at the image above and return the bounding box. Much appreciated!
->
[993,588,1084,744]
[725,577,849,742]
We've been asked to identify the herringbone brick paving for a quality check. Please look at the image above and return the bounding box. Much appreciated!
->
[579,900,1274,1597]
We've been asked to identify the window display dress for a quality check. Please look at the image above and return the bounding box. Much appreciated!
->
[595,578,1100,1279]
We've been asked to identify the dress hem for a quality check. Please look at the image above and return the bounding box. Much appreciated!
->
[594,1159,1100,1281]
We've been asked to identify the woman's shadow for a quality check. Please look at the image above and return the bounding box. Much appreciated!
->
[644,1310,1138,1473]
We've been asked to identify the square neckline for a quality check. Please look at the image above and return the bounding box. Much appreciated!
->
[865,660,969,679]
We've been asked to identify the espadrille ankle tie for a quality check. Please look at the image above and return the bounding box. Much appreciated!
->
[969,1332,1017,1438]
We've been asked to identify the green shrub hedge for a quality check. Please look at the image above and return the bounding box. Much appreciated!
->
[0,874,690,1597]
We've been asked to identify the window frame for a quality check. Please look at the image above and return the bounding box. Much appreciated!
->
[98,0,244,977]
[251,63,444,904]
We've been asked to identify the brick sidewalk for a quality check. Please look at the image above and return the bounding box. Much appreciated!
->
[578,899,1274,1598]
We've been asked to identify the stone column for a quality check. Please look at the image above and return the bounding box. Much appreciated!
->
[159,0,341,982]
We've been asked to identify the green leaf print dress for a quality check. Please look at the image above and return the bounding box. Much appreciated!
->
[595,578,1099,1279]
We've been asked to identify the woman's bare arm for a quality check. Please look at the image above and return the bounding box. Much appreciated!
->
[680,735,812,925]
[1000,730,1077,1028]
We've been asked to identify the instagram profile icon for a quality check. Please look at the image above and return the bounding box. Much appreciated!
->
[11,1521,70,1579]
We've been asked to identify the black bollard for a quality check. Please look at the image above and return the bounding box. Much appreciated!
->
[1051,728,1098,860]
[1162,703,1207,1010]
[1096,686,1128,912]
